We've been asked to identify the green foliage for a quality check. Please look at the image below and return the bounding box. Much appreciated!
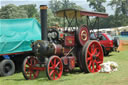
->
[19,4,39,21]
[60,0,82,10]
[47,9,59,27]
[49,0,83,13]
[87,0,106,12]
[49,0,62,13]
[99,0,128,28]
[0,0,127,28]
[87,0,128,28]
[108,0,128,16]
[0,4,40,22]
[0,4,28,19]
[19,4,38,18]
[96,15,128,28]
[49,0,84,27]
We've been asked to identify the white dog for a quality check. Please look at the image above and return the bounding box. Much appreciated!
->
[99,61,118,73]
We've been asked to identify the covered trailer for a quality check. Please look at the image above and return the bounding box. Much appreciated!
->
[0,18,41,76]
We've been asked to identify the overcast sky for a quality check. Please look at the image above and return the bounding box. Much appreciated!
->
[0,0,114,15]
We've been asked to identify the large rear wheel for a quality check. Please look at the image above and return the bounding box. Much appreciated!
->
[22,56,39,80]
[46,55,63,80]
[82,40,104,73]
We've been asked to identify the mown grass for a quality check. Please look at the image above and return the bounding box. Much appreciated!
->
[0,50,128,85]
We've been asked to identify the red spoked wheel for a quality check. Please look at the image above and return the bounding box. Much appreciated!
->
[76,25,90,46]
[46,55,63,80]
[22,56,39,80]
[82,40,103,73]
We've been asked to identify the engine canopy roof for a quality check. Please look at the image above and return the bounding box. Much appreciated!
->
[55,9,108,18]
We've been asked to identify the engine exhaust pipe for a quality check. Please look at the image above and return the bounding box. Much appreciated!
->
[40,5,48,40]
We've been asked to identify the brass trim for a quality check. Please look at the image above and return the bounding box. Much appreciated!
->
[40,6,48,10]
[81,30,87,41]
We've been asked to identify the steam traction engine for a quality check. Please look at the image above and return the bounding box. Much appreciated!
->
[22,5,108,80]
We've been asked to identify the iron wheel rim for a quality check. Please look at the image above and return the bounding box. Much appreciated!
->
[46,56,63,80]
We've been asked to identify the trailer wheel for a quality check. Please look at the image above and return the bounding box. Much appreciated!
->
[46,55,63,80]
[0,59,15,76]
[82,40,103,73]
[22,56,39,80]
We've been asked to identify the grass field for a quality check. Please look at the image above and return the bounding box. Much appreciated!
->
[0,50,128,85]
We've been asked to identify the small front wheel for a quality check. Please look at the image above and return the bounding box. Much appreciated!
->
[46,55,63,80]
[22,56,39,80]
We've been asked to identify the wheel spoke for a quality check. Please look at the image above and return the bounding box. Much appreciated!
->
[90,46,94,53]
[59,67,62,70]
[26,70,30,75]
[30,58,33,65]
[33,59,37,65]
[30,71,32,79]
[49,70,54,76]
[95,60,100,69]
[96,51,100,57]
[26,67,30,69]
[87,56,92,61]
[55,70,60,77]
[49,66,54,70]
[50,61,54,67]
[93,48,97,55]
[31,70,36,78]
[91,62,95,72]
[54,58,57,65]
[88,51,92,56]
[88,61,92,67]
[26,62,31,66]
[53,71,56,80]
[92,44,95,51]
[55,62,60,68]
[96,61,102,64]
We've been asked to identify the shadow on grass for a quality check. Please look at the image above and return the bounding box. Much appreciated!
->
[4,71,48,81]
[5,78,25,81]
[63,68,83,76]
[104,54,113,57]
[4,76,48,81]
[3,68,86,82]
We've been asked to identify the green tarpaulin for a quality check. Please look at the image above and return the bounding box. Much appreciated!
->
[0,18,41,54]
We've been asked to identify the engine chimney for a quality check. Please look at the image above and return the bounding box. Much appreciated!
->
[40,5,48,40]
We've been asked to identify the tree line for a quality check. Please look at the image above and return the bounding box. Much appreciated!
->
[0,0,128,28]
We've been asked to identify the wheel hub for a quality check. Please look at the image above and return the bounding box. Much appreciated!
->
[92,55,96,60]
[55,67,59,70]
[81,30,87,41]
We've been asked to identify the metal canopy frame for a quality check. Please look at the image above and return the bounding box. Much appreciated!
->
[55,9,108,31]
[63,10,78,29]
